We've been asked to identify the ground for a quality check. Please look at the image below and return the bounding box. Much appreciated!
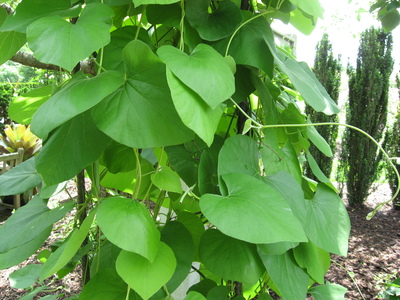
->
[0,183,399,299]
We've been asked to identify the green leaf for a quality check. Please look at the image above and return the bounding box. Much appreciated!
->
[151,221,194,298]
[165,68,224,146]
[0,30,26,65]
[308,282,347,300]
[289,8,317,35]
[380,9,400,32]
[218,135,260,180]
[116,242,176,300]
[213,14,274,78]
[290,0,324,18]
[80,268,139,300]
[27,3,113,71]
[200,173,307,244]
[306,123,333,157]
[293,241,330,284]
[151,165,182,193]
[186,0,242,41]
[100,141,136,174]
[0,227,51,269]
[9,264,42,289]
[93,40,194,148]
[207,286,229,300]
[102,26,154,73]
[188,279,217,297]
[305,152,336,189]
[0,0,81,33]
[185,291,207,300]
[146,3,181,27]
[0,157,42,196]
[158,44,235,109]
[165,144,199,187]
[262,130,302,184]
[0,196,74,253]
[8,85,52,125]
[31,71,124,138]
[135,0,179,5]
[19,286,47,300]
[177,211,205,261]
[97,196,161,262]
[259,251,309,300]
[257,242,299,256]
[304,184,350,256]
[35,110,111,185]
[40,209,96,281]
[199,229,265,284]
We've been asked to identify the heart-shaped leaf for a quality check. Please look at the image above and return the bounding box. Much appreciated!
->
[304,184,350,256]
[158,44,235,109]
[92,40,194,148]
[200,173,307,244]
[165,68,224,146]
[31,71,124,138]
[27,3,113,71]
[35,110,111,185]
[185,0,242,41]
[97,196,161,262]
[199,229,265,284]
[0,29,26,65]
[116,242,176,300]
[151,165,182,193]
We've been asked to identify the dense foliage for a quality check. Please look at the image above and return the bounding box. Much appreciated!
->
[0,0,351,299]
[340,27,394,206]
[304,33,341,181]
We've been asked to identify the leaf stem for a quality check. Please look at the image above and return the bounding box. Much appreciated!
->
[179,0,185,51]
[133,148,142,200]
[134,6,146,40]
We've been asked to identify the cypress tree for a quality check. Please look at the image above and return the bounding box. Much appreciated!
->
[305,33,342,180]
[341,27,393,206]
[386,75,400,210]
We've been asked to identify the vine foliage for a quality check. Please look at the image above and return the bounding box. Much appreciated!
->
[0,1,350,299]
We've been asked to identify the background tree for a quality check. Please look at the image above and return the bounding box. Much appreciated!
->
[340,27,393,206]
[385,75,400,210]
[305,33,341,181]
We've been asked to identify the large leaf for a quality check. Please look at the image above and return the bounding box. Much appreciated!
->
[158,44,235,109]
[177,211,205,261]
[80,268,139,300]
[0,0,81,33]
[116,242,176,300]
[200,173,307,244]
[8,85,52,125]
[92,40,194,148]
[96,196,161,262]
[306,123,332,157]
[40,209,96,281]
[185,0,242,41]
[199,229,265,284]
[0,196,74,253]
[90,241,122,278]
[35,110,111,185]
[293,241,330,284]
[100,140,136,174]
[304,184,350,256]
[308,282,347,300]
[290,0,324,18]
[27,3,113,71]
[259,251,309,300]
[0,157,42,196]
[165,68,224,146]
[135,0,179,5]
[151,165,182,193]
[9,264,42,289]
[31,71,124,138]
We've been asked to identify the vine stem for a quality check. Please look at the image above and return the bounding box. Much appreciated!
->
[134,6,146,40]
[179,0,185,52]
[133,148,142,200]
[331,259,367,300]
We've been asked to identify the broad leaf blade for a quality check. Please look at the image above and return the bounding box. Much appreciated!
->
[96,196,161,262]
[0,30,26,65]
[200,173,307,244]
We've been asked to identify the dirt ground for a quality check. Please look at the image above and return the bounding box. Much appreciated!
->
[0,183,399,299]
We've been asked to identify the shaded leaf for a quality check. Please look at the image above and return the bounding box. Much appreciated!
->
[308,282,347,300]
[9,264,42,289]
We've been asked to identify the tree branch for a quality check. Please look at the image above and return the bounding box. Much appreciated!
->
[10,52,96,76]
[0,3,14,15]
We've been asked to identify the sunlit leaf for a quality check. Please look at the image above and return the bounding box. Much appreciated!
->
[308,282,347,300]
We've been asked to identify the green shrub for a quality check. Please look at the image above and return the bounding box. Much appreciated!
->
[340,27,394,206]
